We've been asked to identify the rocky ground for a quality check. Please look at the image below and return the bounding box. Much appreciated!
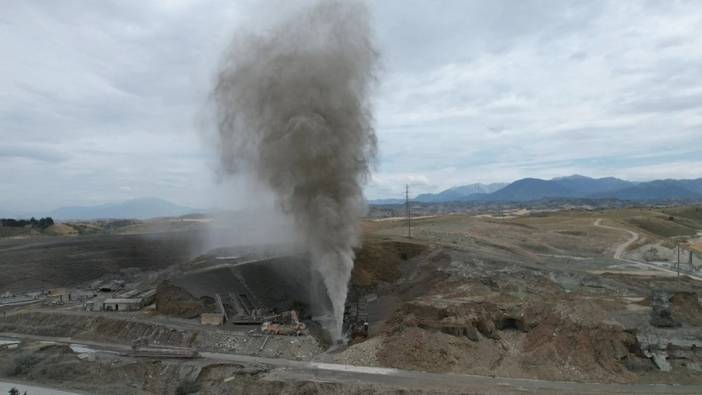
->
[336,210,702,385]
[0,340,477,395]
[0,310,322,361]
[1,207,702,393]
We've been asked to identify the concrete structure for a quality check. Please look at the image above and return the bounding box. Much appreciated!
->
[215,293,228,323]
[201,313,224,326]
[83,289,156,312]
[171,254,333,323]
[83,299,104,312]
[103,298,143,312]
[47,288,71,304]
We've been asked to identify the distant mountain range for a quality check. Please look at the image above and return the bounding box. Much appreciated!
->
[415,183,508,202]
[370,175,702,204]
[48,197,204,220]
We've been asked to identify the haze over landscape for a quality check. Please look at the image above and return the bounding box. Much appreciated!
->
[2,0,702,214]
[27,173,702,220]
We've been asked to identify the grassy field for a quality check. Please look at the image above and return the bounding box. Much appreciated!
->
[628,216,698,238]
[365,210,626,260]
[361,205,702,278]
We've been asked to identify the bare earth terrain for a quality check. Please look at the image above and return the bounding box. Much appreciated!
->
[1,206,701,394]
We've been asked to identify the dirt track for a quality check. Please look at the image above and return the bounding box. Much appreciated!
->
[595,218,702,281]
[0,379,86,395]
[3,332,702,395]
[594,218,639,260]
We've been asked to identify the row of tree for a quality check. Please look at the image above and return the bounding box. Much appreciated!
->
[0,217,54,229]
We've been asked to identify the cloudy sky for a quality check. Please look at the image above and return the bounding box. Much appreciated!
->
[2,0,702,213]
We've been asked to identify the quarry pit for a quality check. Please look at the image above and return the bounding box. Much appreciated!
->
[2,207,702,394]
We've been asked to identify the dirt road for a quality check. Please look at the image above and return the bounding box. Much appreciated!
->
[0,379,86,395]
[594,218,639,260]
[3,332,702,394]
[594,219,702,281]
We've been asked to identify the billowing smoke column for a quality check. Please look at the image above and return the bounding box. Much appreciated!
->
[212,1,378,339]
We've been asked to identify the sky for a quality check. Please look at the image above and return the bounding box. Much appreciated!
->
[2,0,702,213]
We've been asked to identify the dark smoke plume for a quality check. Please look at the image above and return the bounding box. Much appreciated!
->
[212,1,378,339]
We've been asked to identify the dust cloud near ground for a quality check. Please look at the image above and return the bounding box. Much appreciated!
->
[210,0,379,339]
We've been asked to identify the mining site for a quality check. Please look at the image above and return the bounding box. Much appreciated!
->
[4,0,702,394]
[2,206,702,394]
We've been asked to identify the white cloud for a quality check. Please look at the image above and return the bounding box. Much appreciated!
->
[2,0,701,210]
[371,0,702,196]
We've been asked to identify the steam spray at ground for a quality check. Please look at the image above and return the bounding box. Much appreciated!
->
[211,1,378,340]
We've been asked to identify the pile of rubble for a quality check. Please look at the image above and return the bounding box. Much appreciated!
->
[261,310,307,336]
[641,289,702,372]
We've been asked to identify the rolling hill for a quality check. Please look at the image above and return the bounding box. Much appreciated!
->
[415,183,507,202]
[49,197,204,220]
[593,180,702,201]
[488,178,575,202]
[489,176,702,202]
[551,175,633,195]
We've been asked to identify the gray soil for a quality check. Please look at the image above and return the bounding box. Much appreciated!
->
[0,230,205,292]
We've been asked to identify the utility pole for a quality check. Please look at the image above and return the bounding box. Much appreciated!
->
[677,242,681,287]
[405,184,411,239]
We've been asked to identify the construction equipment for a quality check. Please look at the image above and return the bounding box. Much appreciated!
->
[351,321,369,339]
[261,310,307,336]
[345,293,369,339]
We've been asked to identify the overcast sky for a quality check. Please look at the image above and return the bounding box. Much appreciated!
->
[2,0,702,213]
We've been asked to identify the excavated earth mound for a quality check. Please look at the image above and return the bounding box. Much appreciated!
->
[377,298,651,383]
[370,264,662,384]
